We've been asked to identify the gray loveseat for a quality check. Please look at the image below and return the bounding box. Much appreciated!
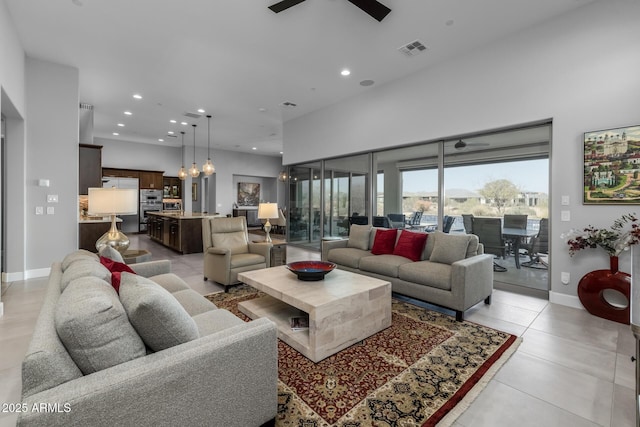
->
[19,249,277,427]
[322,226,494,321]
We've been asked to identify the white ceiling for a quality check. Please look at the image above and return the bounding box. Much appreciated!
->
[5,0,596,157]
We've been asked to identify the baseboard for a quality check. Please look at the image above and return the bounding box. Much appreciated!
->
[549,291,584,310]
[26,268,51,280]
[2,271,24,282]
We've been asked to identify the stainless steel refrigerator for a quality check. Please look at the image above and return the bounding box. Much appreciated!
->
[101,177,140,233]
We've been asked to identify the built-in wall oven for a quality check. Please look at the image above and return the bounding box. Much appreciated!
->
[140,189,162,232]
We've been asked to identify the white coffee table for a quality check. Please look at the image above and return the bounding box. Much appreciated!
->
[237,266,392,363]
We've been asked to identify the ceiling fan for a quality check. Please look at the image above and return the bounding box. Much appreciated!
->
[268,0,391,22]
[454,139,491,150]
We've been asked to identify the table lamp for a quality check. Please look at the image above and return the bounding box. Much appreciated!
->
[88,187,138,253]
[258,202,279,243]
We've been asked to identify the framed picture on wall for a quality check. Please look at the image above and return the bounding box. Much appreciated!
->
[238,182,260,206]
[584,124,640,204]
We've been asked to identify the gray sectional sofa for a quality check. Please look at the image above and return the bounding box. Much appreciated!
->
[322,226,494,321]
[18,249,277,427]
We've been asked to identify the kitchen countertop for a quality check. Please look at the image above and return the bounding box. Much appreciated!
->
[147,211,223,219]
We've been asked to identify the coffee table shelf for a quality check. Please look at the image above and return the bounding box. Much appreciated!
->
[238,266,391,362]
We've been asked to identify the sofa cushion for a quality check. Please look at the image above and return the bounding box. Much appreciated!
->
[212,231,249,255]
[172,289,218,316]
[347,224,371,250]
[119,273,200,352]
[327,247,371,269]
[99,245,125,263]
[61,249,99,271]
[192,309,245,336]
[99,256,136,293]
[393,230,428,262]
[148,273,192,293]
[371,228,397,255]
[399,261,452,291]
[359,254,412,278]
[55,276,146,375]
[429,232,471,265]
[60,259,111,292]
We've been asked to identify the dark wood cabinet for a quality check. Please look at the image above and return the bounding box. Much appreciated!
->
[102,168,139,179]
[79,221,120,252]
[147,213,203,254]
[79,144,102,194]
[140,171,164,189]
[163,176,182,199]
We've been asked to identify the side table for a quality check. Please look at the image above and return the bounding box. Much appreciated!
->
[123,249,152,264]
[270,239,287,267]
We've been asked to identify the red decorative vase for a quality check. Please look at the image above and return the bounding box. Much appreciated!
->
[577,256,630,324]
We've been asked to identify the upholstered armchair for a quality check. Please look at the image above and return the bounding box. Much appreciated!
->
[202,216,272,291]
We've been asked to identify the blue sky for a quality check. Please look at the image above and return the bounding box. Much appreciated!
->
[400,159,549,194]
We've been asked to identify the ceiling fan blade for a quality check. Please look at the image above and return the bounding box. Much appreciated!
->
[268,0,306,14]
[346,0,391,22]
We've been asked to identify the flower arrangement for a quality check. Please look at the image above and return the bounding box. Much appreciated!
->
[562,213,640,257]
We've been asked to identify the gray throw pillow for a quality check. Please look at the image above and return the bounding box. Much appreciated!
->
[61,249,99,271]
[347,224,372,251]
[99,245,125,263]
[55,277,146,375]
[119,272,200,352]
[60,259,111,292]
[429,232,471,265]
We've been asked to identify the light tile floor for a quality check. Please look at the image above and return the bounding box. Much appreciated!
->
[0,235,635,427]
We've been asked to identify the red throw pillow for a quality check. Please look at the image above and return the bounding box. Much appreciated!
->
[371,229,397,255]
[100,256,136,293]
[393,230,428,261]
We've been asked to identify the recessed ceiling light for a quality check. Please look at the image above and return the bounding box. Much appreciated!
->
[133,94,142,100]
[181,122,188,126]
[158,138,164,142]
[117,123,125,127]
[280,151,283,155]
[252,147,257,150]
[341,69,351,76]
[124,111,132,116]
[168,131,175,135]
[197,109,205,113]
[258,108,267,112]
[170,119,177,124]
[112,132,119,136]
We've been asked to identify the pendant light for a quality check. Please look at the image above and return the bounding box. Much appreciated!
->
[189,124,200,178]
[177,131,187,181]
[202,114,215,176]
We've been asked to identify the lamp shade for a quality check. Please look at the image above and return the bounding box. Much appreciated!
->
[88,188,138,215]
[258,203,278,219]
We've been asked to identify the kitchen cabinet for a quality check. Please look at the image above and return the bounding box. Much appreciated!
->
[140,171,164,189]
[163,176,182,199]
[147,212,204,254]
[79,219,120,252]
[102,168,139,179]
[79,144,102,194]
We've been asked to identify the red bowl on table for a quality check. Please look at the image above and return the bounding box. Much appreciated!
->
[286,261,336,281]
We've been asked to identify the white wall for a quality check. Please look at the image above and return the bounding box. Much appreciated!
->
[283,0,640,304]
[25,57,79,273]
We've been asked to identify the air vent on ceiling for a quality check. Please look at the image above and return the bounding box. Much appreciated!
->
[183,111,202,119]
[398,40,427,57]
[280,101,297,108]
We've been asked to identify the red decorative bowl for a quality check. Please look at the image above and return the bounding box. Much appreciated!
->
[286,261,336,281]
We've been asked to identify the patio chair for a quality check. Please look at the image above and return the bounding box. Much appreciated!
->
[405,211,423,229]
[503,214,528,255]
[522,218,549,269]
[473,217,508,272]
[386,213,406,229]
[373,216,391,228]
[442,215,455,233]
[462,214,474,234]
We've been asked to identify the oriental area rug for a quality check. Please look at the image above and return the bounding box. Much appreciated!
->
[206,285,520,427]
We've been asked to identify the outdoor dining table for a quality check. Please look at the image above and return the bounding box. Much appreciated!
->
[502,227,538,269]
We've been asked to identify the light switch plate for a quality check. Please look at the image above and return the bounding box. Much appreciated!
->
[561,195,570,205]
[46,206,55,215]
[35,206,43,215]
[561,210,571,221]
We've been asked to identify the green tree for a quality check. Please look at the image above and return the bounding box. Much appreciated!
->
[478,179,520,214]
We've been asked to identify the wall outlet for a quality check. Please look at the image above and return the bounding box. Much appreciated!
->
[561,272,570,284]
[561,195,570,205]
[47,194,59,203]
[561,210,571,221]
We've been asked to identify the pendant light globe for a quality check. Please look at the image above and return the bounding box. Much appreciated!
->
[202,115,215,176]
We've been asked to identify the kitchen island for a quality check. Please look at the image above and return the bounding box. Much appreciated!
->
[78,217,123,253]
[147,212,219,254]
